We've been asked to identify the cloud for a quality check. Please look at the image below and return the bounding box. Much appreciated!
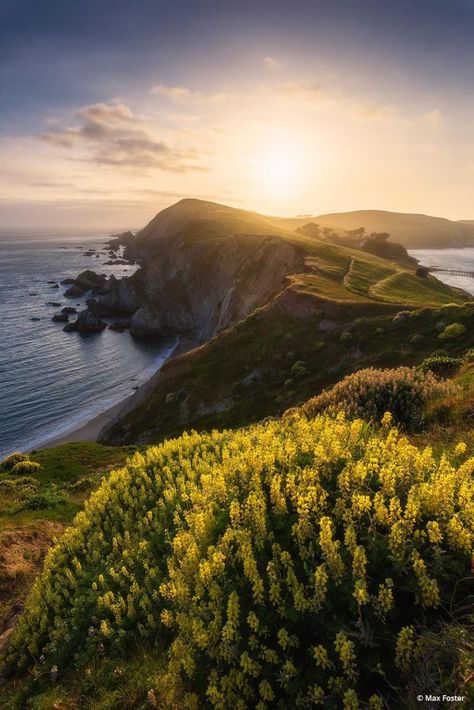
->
[150,84,226,103]
[275,81,393,121]
[37,102,206,172]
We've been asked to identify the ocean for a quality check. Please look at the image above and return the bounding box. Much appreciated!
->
[409,248,474,297]
[0,230,174,459]
[1,237,474,459]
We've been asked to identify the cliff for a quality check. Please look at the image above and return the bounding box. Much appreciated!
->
[96,198,472,445]
[93,200,306,340]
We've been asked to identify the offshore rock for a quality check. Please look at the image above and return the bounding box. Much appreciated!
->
[63,308,106,334]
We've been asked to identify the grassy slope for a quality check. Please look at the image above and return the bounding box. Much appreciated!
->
[0,443,134,655]
[102,295,474,445]
[102,198,471,444]
[304,208,474,248]
[3,376,474,709]
[418,360,474,452]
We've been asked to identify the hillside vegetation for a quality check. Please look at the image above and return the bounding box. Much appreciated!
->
[5,408,473,708]
[300,209,474,248]
[97,199,471,444]
[2,199,474,708]
[0,443,132,659]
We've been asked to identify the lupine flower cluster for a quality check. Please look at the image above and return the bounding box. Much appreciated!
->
[303,367,454,431]
[6,412,472,708]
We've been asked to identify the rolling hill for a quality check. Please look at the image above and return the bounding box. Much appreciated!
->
[2,198,474,708]
[301,209,474,248]
[94,198,472,444]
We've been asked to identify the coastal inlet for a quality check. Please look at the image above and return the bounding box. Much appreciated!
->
[0,229,173,459]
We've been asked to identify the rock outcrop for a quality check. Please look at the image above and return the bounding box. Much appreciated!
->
[64,270,107,298]
[124,223,305,341]
[92,272,143,316]
[63,309,106,334]
[67,202,306,342]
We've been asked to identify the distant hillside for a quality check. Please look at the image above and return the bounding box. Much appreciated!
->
[92,199,468,343]
[93,198,471,445]
[303,209,474,248]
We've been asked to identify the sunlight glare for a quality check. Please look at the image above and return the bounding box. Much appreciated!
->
[252,133,310,198]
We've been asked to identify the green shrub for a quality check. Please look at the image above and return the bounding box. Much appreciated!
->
[7,417,472,707]
[66,476,96,493]
[13,486,67,512]
[290,360,308,377]
[463,347,474,363]
[1,451,29,470]
[303,367,454,431]
[438,323,467,341]
[10,460,42,476]
[419,356,462,379]
[0,476,39,495]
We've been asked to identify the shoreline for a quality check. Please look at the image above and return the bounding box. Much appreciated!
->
[36,393,135,449]
[34,337,182,451]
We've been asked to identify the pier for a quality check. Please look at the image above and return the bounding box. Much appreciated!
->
[428,267,474,278]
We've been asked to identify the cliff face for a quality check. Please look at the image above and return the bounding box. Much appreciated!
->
[128,233,304,340]
[94,200,306,341]
[95,198,473,446]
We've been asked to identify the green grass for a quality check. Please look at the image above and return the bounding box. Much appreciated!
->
[1,648,165,710]
[369,271,467,306]
[343,257,396,296]
[28,442,133,485]
[101,295,474,446]
[0,442,137,655]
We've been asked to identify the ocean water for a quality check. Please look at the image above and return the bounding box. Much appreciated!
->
[409,248,474,297]
[0,230,174,458]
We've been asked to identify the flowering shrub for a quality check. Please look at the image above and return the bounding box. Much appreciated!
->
[6,413,472,707]
[10,460,42,476]
[303,367,454,431]
[1,451,30,470]
[438,323,467,341]
[418,356,462,379]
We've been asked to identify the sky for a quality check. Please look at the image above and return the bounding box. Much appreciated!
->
[1,0,474,229]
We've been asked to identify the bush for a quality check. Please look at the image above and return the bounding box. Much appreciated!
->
[290,360,308,377]
[13,486,67,512]
[419,356,462,379]
[302,367,454,431]
[1,451,29,470]
[463,348,474,363]
[66,476,96,493]
[438,323,467,341]
[0,476,39,495]
[10,460,42,476]
[7,416,473,707]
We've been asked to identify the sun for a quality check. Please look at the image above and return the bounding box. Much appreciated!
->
[257,150,300,192]
[251,134,310,198]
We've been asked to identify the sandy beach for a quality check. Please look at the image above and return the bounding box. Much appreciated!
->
[35,337,183,451]
[36,393,135,449]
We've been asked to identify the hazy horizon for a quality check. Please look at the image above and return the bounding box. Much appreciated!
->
[1,201,474,234]
[2,0,474,227]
